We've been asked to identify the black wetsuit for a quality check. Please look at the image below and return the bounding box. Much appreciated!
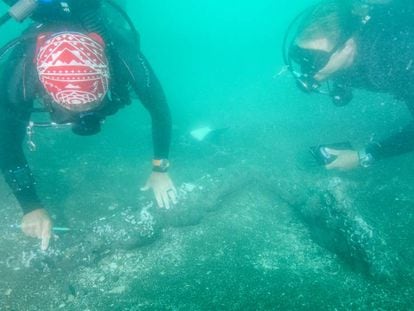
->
[0,0,171,214]
[335,3,414,160]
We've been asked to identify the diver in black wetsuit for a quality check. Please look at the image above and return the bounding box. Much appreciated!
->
[278,1,414,279]
[0,0,178,250]
[285,0,414,170]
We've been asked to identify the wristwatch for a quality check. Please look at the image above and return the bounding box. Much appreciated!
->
[152,159,170,173]
[358,149,374,168]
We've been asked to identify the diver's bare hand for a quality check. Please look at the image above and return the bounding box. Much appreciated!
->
[325,148,359,171]
[141,172,178,209]
[21,208,52,251]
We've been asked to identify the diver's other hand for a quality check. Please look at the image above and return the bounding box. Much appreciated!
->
[141,172,178,209]
[21,208,52,251]
[325,148,359,171]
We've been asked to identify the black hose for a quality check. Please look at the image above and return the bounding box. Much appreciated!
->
[0,31,39,61]
[104,0,139,42]
[0,12,11,27]
[0,37,23,60]
[78,0,139,45]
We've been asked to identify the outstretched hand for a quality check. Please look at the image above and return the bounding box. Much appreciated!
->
[21,208,52,251]
[325,148,359,171]
[141,172,178,209]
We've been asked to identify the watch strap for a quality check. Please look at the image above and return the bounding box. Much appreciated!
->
[152,159,170,173]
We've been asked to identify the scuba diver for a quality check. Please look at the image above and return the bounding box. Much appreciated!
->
[0,0,178,250]
[279,0,413,280]
[283,0,414,170]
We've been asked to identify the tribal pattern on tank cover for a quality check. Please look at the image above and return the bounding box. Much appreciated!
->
[35,32,110,112]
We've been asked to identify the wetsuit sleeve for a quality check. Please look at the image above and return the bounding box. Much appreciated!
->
[0,48,41,214]
[0,112,41,214]
[365,122,414,160]
[109,39,171,159]
[366,99,414,160]
[128,53,172,159]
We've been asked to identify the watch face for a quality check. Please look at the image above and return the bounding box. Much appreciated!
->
[152,159,170,172]
[359,153,373,168]
[160,159,170,169]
